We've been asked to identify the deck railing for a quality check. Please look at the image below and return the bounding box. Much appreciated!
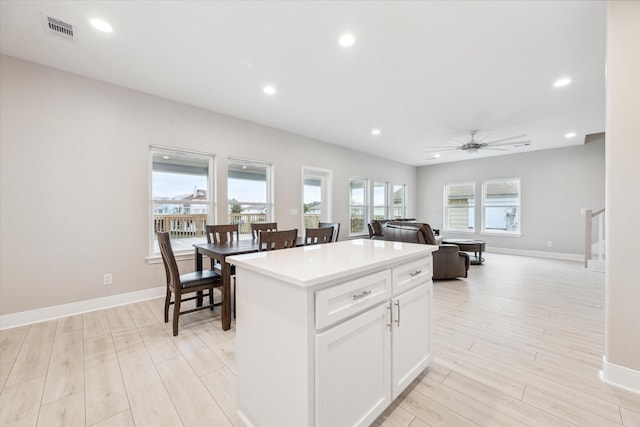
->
[154,213,328,238]
[154,214,208,237]
[229,213,268,235]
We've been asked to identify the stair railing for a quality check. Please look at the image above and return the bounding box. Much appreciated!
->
[582,208,605,268]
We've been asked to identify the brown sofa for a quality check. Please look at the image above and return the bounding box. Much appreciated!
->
[368,218,417,240]
[382,223,470,280]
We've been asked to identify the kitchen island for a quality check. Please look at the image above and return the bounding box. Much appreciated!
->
[228,239,438,427]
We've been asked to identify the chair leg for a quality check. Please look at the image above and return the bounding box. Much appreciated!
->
[209,286,214,310]
[173,295,181,336]
[164,287,171,323]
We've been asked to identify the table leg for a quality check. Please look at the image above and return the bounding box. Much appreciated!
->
[221,260,231,331]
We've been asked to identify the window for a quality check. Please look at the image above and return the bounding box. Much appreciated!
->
[393,184,406,218]
[227,158,272,239]
[150,147,214,255]
[302,166,333,229]
[482,178,521,234]
[444,182,475,232]
[349,177,368,235]
[373,181,389,220]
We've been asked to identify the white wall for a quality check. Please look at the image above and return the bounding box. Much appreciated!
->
[605,1,640,376]
[416,138,605,256]
[0,55,417,315]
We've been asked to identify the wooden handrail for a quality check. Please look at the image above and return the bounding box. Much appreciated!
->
[583,208,605,268]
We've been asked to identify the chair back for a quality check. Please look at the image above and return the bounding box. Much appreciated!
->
[251,222,278,240]
[305,227,334,245]
[157,232,181,292]
[205,224,239,244]
[318,222,340,242]
[258,229,298,251]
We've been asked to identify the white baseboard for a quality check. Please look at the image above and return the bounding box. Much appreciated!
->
[600,355,640,395]
[487,246,583,262]
[0,286,165,330]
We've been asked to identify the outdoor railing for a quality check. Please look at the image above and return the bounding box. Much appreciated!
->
[154,214,208,237]
[154,212,330,238]
[230,213,267,235]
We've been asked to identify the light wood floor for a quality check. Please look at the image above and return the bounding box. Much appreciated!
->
[1,254,639,426]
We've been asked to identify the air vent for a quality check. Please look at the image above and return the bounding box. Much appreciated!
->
[42,14,75,41]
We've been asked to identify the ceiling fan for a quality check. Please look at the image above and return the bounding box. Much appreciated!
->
[425,130,532,156]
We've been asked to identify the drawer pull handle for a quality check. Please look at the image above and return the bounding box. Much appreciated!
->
[410,270,422,277]
[352,290,372,300]
[394,300,401,326]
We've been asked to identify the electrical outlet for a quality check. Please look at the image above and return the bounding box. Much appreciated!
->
[103,273,113,285]
[290,208,298,215]
[547,241,553,248]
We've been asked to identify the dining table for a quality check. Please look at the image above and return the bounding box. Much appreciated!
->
[194,237,305,331]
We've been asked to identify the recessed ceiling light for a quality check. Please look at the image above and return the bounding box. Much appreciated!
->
[553,77,572,87]
[263,85,276,95]
[565,132,577,138]
[90,18,113,33]
[339,34,356,47]
[371,128,381,136]
[162,155,170,160]
[434,154,441,158]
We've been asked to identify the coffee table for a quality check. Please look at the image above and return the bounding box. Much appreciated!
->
[442,239,486,265]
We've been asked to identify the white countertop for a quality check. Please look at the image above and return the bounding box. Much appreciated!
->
[228,239,437,288]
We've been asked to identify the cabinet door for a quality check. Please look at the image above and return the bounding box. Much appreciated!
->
[316,303,391,427]
[391,282,432,399]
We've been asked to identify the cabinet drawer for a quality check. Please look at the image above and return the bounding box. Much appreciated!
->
[316,270,391,330]
[392,257,431,294]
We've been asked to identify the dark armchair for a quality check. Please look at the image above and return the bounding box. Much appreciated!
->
[382,223,469,280]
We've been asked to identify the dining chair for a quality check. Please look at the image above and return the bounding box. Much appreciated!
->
[258,229,298,251]
[305,227,334,245]
[205,224,239,316]
[158,232,222,336]
[251,222,278,240]
[205,224,239,268]
[318,222,340,242]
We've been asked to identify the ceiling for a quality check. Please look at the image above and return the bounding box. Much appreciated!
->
[0,1,607,166]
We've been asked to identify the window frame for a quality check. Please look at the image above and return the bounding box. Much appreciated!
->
[149,146,216,258]
[372,180,390,221]
[349,177,369,237]
[227,157,274,239]
[443,181,476,233]
[392,184,406,219]
[301,166,333,230]
[481,177,521,236]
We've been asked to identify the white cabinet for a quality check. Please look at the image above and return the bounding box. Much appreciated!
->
[229,240,436,427]
[315,303,391,427]
[391,283,432,398]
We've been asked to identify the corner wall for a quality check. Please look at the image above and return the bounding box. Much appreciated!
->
[0,55,417,317]
[603,0,640,388]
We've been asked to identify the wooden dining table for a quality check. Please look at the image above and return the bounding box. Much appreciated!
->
[194,237,305,331]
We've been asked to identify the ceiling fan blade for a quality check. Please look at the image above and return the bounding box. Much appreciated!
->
[482,148,509,151]
[486,140,532,147]
[424,145,462,149]
[424,148,460,153]
[482,134,527,145]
